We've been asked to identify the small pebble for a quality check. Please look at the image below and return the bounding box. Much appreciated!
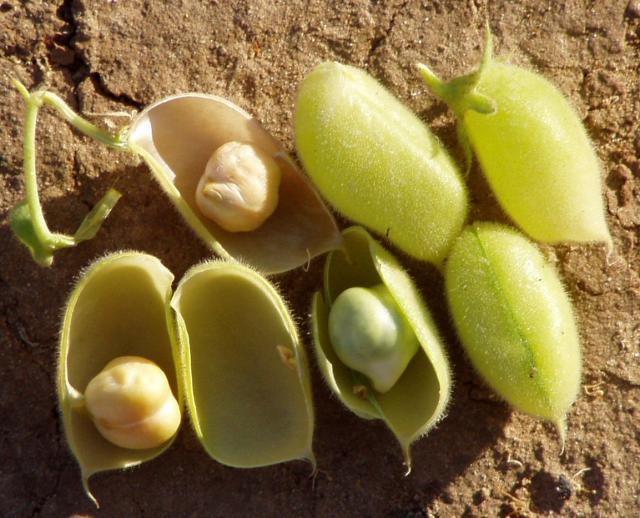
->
[556,475,573,500]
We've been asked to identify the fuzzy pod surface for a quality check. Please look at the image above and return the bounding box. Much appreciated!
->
[418,33,611,246]
[295,62,468,267]
[445,223,582,435]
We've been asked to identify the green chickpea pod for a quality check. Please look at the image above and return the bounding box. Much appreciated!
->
[328,284,420,393]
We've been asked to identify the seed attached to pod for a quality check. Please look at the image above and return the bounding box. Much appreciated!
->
[58,252,181,506]
[84,356,181,450]
[295,62,468,266]
[418,31,611,246]
[195,141,281,232]
[312,226,451,469]
[445,223,582,439]
[128,94,340,273]
[171,261,315,468]
[328,284,420,393]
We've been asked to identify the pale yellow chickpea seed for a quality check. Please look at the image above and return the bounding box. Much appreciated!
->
[195,141,282,232]
[84,356,181,450]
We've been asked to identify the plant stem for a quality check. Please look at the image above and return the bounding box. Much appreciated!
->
[41,91,128,150]
[21,88,53,245]
[20,86,76,249]
[11,79,127,264]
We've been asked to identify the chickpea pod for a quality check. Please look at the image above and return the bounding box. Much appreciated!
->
[328,285,420,393]
[312,227,451,469]
[171,261,315,469]
[294,62,468,266]
[9,82,339,272]
[84,356,181,450]
[58,253,181,506]
[60,253,315,507]
[445,223,582,441]
[418,30,611,246]
[127,93,340,273]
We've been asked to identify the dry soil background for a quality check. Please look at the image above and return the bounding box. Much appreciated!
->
[1,1,639,517]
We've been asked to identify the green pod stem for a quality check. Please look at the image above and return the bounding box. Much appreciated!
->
[418,32,611,246]
[312,226,451,469]
[10,80,124,267]
[295,62,468,267]
[445,223,582,440]
[171,261,315,468]
[58,252,181,507]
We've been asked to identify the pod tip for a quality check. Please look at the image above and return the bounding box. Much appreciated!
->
[554,417,567,455]
[306,451,318,476]
[82,475,100,509]
[402,447,413,476]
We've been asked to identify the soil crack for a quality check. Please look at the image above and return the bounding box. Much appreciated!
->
[604,369,640,390]
[53,0,142,110]
[366,0,409,65]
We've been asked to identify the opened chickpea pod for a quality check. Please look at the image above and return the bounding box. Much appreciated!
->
[8,82,339,272]
[58,252,182,506]
[126,93,340,273]
[171,260,315,470]
[312,227,451,469]
[59,252,315,506]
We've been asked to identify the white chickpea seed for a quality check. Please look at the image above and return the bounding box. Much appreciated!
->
[195,141,282,232]
[84,356,181,450]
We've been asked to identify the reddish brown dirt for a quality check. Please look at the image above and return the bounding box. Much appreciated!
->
[1,1,639,516]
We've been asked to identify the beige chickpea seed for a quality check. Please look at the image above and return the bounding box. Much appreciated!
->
[84,356,181,450]
[195,141,282,232]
